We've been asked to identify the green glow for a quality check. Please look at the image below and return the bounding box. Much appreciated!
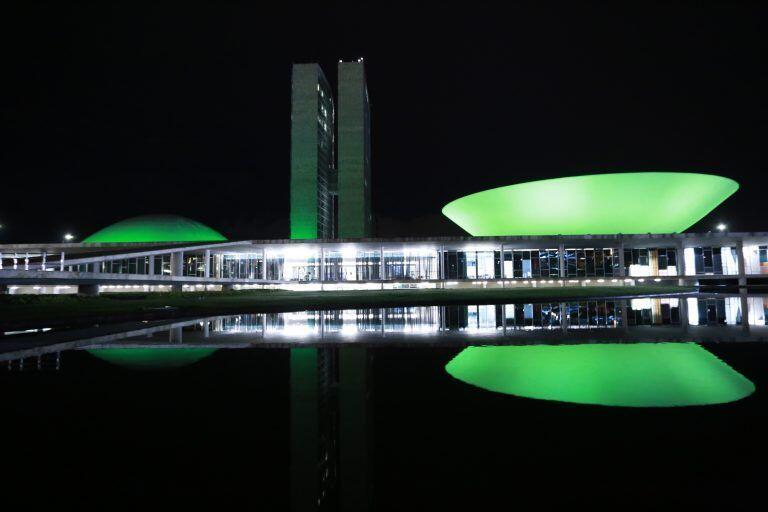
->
[87,348,217,370]
[442,172,738,236]
[83,215,227,243]
[445,344,754,407]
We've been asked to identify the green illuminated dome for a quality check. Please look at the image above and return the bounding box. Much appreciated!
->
[83,214,227,243]
[445,344,754,407]
[442,172,739,236]
[87,348,217,370]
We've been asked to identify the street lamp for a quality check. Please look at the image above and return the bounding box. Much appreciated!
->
[64,233,75,241]
[716,223,727,232]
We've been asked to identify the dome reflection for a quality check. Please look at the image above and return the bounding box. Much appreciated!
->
[446,343,754,407]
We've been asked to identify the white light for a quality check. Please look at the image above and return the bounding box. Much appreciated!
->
[717,223,727,231]
[64,233,74,241]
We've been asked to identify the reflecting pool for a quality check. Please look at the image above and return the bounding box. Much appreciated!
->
[2,293,768,510]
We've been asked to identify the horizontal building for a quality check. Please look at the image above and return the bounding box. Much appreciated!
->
[2,232,768,294]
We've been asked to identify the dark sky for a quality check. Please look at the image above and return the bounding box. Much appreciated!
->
[2,3,766,242]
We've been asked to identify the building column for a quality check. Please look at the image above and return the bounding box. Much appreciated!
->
[204,250,211,279]
[500,244,505,283]
[439,245,445,280]
[59,252,65,272]
[676,239,687,287]
[169,326,183,343]
[40,251,47,271]
[558,242,566,278]
[560,302,568,332]
[148,254,155,275]
[380,245,385,281]
[170,251,184,292]
[319,244,325,284]
[618,242,626,278]
[262,249,267,280]
[740,287,751,333]
[620,299,629,332]
[736,239,747,287]
[678,295,689,335]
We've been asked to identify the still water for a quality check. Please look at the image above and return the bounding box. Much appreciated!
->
[3,293,768,510]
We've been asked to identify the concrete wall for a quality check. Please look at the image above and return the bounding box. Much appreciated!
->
[290,64,335,240]
[338,61,372,238]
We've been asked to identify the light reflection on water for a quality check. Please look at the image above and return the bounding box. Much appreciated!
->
[3,295,768,373]
[2,294,768,510]
[445,343,756,407]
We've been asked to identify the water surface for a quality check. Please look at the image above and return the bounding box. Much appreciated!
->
[3,293,768,510]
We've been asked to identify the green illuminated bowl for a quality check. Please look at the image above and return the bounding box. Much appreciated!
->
[87,348,217,370]
[83,214,227,243]
[442,172,738,236]
[445,344,754,407]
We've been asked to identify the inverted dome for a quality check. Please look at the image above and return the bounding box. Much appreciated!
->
[442,172,738,236]
[83,214,227,243]
[445,343,754,407]
[87,348,217,370]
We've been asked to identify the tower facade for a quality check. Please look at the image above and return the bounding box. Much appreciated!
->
[290,64,336,240]
[337,61,372,238]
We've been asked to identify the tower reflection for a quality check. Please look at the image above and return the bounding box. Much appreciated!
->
[290,346,372,511]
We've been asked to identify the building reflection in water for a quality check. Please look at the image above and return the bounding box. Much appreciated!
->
[445,343,755,407]
[197,297,768,339]
[3,295,768,510]
[290,346,372,512]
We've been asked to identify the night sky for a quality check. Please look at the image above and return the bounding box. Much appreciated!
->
[2,3,766,243]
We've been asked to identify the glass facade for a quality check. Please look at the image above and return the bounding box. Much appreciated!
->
[99,257,151,275]
[324,250,380,281]
[684,246,738,276]
[627,297,681,325]
[153,254,171,275]
[502,300,621,329]
[505,249,559,278]
[686,297,743,325]
[624,247,678,277]
[384,249,438,280]
[209,253,263,279]
[743,245,768,275]
[21,237,768,286]
[443,250,499,279]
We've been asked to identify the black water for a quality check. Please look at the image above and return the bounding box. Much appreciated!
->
[3,295,768,510]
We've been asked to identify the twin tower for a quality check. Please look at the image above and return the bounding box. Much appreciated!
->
[290,60,372,240]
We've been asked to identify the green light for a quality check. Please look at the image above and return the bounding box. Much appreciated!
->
[445,343,754,407]
[83,215,227,243]
[442,172,738,236]
[87,348,217,370]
